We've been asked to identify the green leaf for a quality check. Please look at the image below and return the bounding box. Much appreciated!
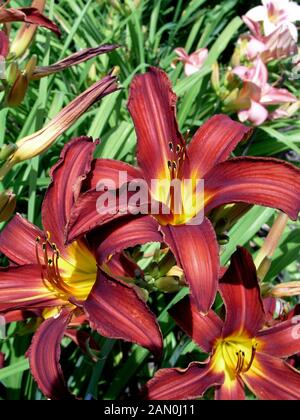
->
[221,206,275,265]
[0,359,30,382]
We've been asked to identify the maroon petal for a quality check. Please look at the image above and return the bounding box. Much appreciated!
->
[32,45,119,79]
[0,214,43,265]
[42,137,97,250]
[0,352,5,369]
[84,159,143,191]
[184,115,253,178]
[144,361,224,400]
[243,352,300,400]
[2,309,41,323]
[64,329,99,356]
[28,309,74,400]
[105,252,143,281]
[160,219,220,314]
[128,67,185,187]
[0,7,61,36]
[257,318,300,358]
[169,296,223,353]
[0,265,62,312]
[83,271,163,358]
[215,377,245,400]
[205,157,300,220]
[0,31,9,58]
[219,247,265,338]
[67,160,148,243]
[67,189,126,243]
[90,215,161,265]
[68,313,88,327]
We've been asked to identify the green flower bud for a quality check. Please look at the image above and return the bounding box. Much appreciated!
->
[0,191,16,222]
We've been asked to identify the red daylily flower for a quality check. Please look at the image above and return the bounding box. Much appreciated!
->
[0,3,60,36]
[67,67,300,314]
[144,247,300,400]
[0,138,162,400]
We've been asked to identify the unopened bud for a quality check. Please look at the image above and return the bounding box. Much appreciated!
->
[88,63,97,83]
[255,212,288,280]
[269,281,300,298]
[223,88,240,107]
[224,69,239,89]
[6,56,37,107]
[111,66,120,77]
[256,256,272,281]
[231,39,248,67]
[25,55,38,79]
[217,233,230,245]
[155,276,181,293]
[211,62,220,92]
[167,266,185,282]
[9,0,47,59]
[110,0,121,9]
[7,73,28,107]
[0,191,16,222]
[7,62,20,85]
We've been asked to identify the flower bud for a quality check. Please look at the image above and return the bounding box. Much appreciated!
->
[156,265,186,293]
[155,276,181,293]
[9,0,46,58]
[211,62,220,92]
[6,72,28,107]
[0,190,16,222]
[7,62,19,85]
[270,282,300,298]
[255,212,288,280]
[0,74,118,179]
[6,56,37,107]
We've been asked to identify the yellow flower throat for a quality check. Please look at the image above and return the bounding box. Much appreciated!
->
[154,140,204,226]
[35,232,97,302]
[213,335,258,380]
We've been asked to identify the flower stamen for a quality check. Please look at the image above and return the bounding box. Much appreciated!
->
[35,234,75,298]
[235,346,257,374]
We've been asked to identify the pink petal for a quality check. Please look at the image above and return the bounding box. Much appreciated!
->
[246,6,268,22]
[246,37,267,60]
[261,86,297,105]
[239,100,269,126]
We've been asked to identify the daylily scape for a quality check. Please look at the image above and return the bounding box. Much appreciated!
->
[0,0,300,401]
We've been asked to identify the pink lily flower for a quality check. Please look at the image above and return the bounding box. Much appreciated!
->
[233,58,297,125]
[242,16,297,62]
[246,0,300,41]
[174,47,208,76]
